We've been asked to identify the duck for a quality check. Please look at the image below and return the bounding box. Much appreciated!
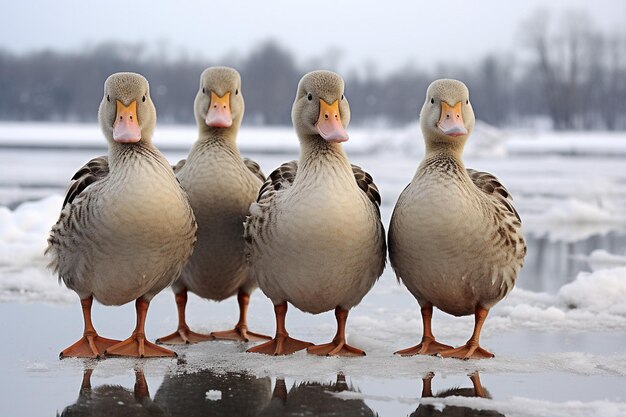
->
[156,67,270,345]
[245,70,386,356]
[412,372,504,417]
[47,72,197,358]
[154,369,272,416]
[388,79,526,359]
[59,367,165,417]
[258,374,378,417]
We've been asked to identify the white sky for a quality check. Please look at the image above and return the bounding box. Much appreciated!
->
[1,0,623,74]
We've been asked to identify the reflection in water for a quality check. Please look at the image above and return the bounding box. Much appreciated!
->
[411,372,504,417]
[519,231,626,292]
[58,367,164,417]
[258,373,378,417]
[153,368,272,416]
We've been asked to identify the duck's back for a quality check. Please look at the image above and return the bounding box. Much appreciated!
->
[48,148,197,305]
[389,155,525,316]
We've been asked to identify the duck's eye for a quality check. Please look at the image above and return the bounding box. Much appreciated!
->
[466,99,469,105]
[235,89,239,95]
[142,95,146,103]
[106,94,110,102]
[307,93,313,101]
[430,97,434,104]
[341,94,344,101]
[202,87,206,94]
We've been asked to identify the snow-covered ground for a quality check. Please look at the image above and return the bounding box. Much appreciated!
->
[1,122,626,417]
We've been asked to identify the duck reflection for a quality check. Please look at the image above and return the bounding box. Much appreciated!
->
[258,373,379,417]
[411,372,504,417]
[153,368,272,416]
[58,366,164,417]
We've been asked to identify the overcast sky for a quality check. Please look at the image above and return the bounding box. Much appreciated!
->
[1,0,623,74]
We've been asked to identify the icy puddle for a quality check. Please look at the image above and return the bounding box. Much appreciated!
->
[2,300,625,417]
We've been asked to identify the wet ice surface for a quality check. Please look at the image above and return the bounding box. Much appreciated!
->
[2,123,626,416]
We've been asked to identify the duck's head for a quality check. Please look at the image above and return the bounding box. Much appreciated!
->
[98,72,156,145]
[194,66,244,134]
[420,79,474,155]
[292,70,350,145]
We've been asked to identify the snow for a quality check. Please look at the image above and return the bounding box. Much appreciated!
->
[2,122,626,416]
[205,390,222,401]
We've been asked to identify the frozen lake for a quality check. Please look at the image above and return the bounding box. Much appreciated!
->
[1,123,626,416]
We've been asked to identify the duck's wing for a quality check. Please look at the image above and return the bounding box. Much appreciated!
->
[243,157,266,183]
[351,164,382,213]
[352,164,387,274]
[466,168,521,223]
[244,161,297,248]
[256,160,297,205]
[62,156,109,208]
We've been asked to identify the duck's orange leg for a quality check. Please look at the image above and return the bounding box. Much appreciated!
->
[60,296,120,359]
[156,289,213,345]
[211,290,272,342]
[246,302,312,355]
[307,307,365,357]
[105,298,176,358]
[440,306,495,359]
[394,304,453,356]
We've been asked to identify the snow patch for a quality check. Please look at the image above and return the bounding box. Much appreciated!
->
[558,267,626,316]
[205,390,222,401]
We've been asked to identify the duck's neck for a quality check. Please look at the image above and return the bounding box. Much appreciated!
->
[193,126,240,155]
[297,134,353,179]
[107,139,169,172]
[424,139,465,162]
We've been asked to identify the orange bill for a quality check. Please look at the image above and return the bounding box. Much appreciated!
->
[437,101,467,137]
[205,91,232,128]
[113,100,141,143]
[315,99,348,143]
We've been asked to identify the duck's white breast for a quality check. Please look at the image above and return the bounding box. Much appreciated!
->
[253,174,383,314]
[390,169,523,316]
[58,155,196,305]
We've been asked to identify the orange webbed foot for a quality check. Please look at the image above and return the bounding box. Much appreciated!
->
[105,333,177,358]
[211,325,272,343]
[307,340,366,357]
[440,343,494,360]
[246,334,313,356]
[156,326,214,345]
[60,333,121,359]
[394,337,453,357]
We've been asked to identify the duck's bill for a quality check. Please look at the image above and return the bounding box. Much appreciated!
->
[437,101,467,137]
[113,100,142,143]
[316,99,349,143]
[205,91,233,128]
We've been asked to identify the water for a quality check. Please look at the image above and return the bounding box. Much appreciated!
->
[2,134,626,416]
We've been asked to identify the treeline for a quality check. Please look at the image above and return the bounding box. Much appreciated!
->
[1,10,624,130]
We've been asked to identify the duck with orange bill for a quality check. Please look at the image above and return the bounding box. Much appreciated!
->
[389,79,526,359]
[244,70,386,356]
[47,72,197,359]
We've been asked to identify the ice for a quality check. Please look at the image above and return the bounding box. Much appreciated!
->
[2,122,626,416]
[574,249,626,272]
[558,267,626,316]
[205,390,222,401]
[418,396,626,417]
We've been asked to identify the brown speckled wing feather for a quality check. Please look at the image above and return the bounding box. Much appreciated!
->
[243,157,266,183]
[62,156,109,208]
[256,160,298,204]
[467,168,520,222]
[351,164,382,211]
